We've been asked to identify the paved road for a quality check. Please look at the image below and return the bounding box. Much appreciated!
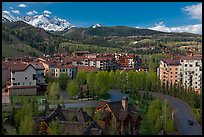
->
[148,92,202,135]
[64,89,126,108]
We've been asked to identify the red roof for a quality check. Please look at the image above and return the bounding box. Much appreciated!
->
[162,59,180,65]
[2,62,7,69]
[96,56,115,61]
[9,63,35,71]
[181,56,202,60]
[63,57,74,63]
[77,66,99,72]
[31,62,45,70]
[57,64,76,69]
[76,56,88,61]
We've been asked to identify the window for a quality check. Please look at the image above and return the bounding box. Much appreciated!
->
[22,83,24,85]
[170,76,172,78]
[175,80,178,82]
[175,76,177,78]
[163,76,166,78]
[13,83,17,85]
[41,73,44,77]
[12,78,15,80]
[163,72,166,74]
[18,83,20,85]
[175,68,178,70]
[33,74,36,80]
[12,71,15,74]
[175,72,178,74]
[185,64,187,67]
[63,69,65,72]
[189,64,193,67]
[169,68,172,70]
[25,77,27,80]
[170,72,173,74]
[29,82,31,85]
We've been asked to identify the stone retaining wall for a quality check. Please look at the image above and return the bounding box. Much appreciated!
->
[9,88,37,96]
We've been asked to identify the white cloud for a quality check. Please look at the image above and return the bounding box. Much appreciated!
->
[12,9,20,14]
[33,10,38,14]
[183,3,202,21]
[149,22,202,34]
[43,10,52,14]
[2,10,10,14]
[18,3,27,8]
[26,11,33,15]
[26,10,38,15]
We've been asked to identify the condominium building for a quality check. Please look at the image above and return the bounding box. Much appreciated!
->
[158,55,202,94]
[158,59,180,86]
[179,56,202,94]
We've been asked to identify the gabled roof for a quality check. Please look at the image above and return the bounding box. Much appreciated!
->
[46,105,92,123]
[60,121,89,135]
[31,62,45,70]
[103,100,138,121]
[10,63,35,72]
[83,121,102,135]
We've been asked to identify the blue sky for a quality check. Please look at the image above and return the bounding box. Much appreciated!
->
[2,2,202,34]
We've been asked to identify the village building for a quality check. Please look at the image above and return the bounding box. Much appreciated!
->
[158,59,180,87]
[179,55,202,94]
[55,63,77,79]
[7,63,38,96]
[95,97,141,135]
[35,104,102,135]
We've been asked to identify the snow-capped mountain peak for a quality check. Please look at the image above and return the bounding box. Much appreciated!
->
[18,14,72,31]
[91,23,102,28]
[2,11,16,22]
[2,12,72,31]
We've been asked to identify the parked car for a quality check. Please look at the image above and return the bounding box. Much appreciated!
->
[188,120,194,126]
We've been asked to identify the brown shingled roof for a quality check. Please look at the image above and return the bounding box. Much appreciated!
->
[9,63,35,71]
[57,64,76,69]
[31,62,45,70]
[60,121,89,135]
[162,59,180,65]
[96,56,115,61]
[181,56,202,60]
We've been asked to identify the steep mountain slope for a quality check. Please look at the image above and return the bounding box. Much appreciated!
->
[2,12,72,31]
[2,12,16,22]
[18,14,72,31]
[2,21,69,54]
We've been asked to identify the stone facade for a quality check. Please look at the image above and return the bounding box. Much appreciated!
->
[9,87,37,96]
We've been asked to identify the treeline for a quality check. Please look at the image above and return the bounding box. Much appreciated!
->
[60,42,122,54]
[140,99,175,135]
[2,97,41,135]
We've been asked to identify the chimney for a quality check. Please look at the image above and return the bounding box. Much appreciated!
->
[122,97,128,111]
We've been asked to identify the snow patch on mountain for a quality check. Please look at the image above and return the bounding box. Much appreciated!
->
[18,14,72,31]
[2,11,16,22]
[91,23,102,28]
